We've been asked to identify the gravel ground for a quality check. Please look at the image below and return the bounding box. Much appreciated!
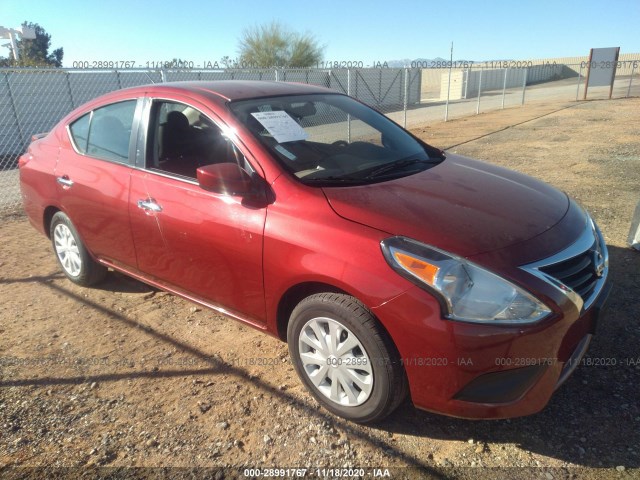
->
[1,98,639,479]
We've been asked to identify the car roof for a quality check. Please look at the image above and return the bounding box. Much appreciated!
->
[123,80,336,102]
[60,80,343,127]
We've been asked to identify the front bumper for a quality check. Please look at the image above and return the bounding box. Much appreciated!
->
[371,276,611,419]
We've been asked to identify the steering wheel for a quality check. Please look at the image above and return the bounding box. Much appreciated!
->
[331,140,349,148]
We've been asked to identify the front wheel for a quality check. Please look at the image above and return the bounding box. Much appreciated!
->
[50,212,107,286]
[288,293,407,423]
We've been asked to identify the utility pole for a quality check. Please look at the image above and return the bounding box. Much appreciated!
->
[0,26,37,60]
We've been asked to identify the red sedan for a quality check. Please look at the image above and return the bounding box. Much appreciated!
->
[19,81,610,422]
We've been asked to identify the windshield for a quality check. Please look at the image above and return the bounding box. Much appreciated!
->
[229,93,444,186]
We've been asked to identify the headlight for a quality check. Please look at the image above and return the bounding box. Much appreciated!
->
[381,237,551,324]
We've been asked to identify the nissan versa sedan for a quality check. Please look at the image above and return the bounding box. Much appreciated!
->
[19,81,611,423]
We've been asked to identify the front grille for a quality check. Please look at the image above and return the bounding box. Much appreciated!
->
[538,241,600,302]
[522,217,608,312]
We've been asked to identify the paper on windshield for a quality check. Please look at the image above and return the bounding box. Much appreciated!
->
[251,111,308,143]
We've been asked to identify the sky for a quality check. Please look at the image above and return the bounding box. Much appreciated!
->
[1,0,639,68]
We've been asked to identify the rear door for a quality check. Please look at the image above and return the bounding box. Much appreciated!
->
[55,99,142,269]
[128,97,267,324]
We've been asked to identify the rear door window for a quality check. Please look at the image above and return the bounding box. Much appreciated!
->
[69,100,137,164]
[87,101,136,163]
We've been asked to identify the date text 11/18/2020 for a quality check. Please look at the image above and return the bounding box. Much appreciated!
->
[70,60,394,69]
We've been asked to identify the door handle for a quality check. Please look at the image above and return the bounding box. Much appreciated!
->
[137,198,163,213]
[56,176,74,187]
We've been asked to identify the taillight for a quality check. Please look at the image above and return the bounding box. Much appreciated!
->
[18,154,32,168]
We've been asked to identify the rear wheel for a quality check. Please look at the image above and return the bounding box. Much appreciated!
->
[50,212,107,286]
[288,293,407,423]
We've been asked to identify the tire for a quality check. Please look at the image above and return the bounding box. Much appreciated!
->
[50,211,107,286]
[288,293,408,423]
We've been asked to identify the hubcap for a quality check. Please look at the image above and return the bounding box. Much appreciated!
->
[53,224,82,277]
[298,317,373,406]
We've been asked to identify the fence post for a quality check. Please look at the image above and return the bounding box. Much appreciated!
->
[464,68,470,99]
[160,69,167,83]
[627,62,636,97]
[275,69,279,82]
[378,69,382,108]
[445,63,453,121]
[575,64,583,101]
[403,68,408,128]
[347,69,351,142]
[501,68,508,109]
[521,68,528,105]
[476,67,483,115]
[583,49,594,100]
[65,71,76,109]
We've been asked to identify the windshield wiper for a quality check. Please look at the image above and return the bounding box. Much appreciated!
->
[364,157,438,179]
[302,175,366,185]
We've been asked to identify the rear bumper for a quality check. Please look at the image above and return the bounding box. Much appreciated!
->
[372,277,612,419]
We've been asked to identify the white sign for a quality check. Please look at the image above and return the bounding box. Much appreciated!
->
[21,27,36,39]
[587,47,620,87]
[251,111,308,143]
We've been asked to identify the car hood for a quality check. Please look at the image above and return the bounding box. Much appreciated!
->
[322,154,570,257]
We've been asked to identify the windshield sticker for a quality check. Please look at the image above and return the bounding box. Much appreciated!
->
[251,111,309,143]
[274,144,298,161]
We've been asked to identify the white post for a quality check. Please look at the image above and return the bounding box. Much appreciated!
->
[521,68,528,105]
[501,68,508,109]
[445,42,453,121]
[8,30,19,60]
[476,67,483,115]
[464,68,470,99]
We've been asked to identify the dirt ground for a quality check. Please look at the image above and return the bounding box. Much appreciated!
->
[1,98,639,479]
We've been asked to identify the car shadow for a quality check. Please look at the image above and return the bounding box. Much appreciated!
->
[0,272,66,285]
[0,269,155,294]
[96,270,158,294]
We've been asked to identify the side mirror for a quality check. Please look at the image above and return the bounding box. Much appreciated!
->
[197,163,253,196]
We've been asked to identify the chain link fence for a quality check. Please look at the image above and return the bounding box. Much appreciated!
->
[1,60,639,215]
[416,58,640,122]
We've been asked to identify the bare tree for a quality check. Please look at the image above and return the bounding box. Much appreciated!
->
[238,22,323,68]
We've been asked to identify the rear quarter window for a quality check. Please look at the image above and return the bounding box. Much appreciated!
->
[69,114,90,153]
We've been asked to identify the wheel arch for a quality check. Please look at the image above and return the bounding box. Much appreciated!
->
[43,206,61,238]
[274,282,402,361]
[275,282,347,341]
